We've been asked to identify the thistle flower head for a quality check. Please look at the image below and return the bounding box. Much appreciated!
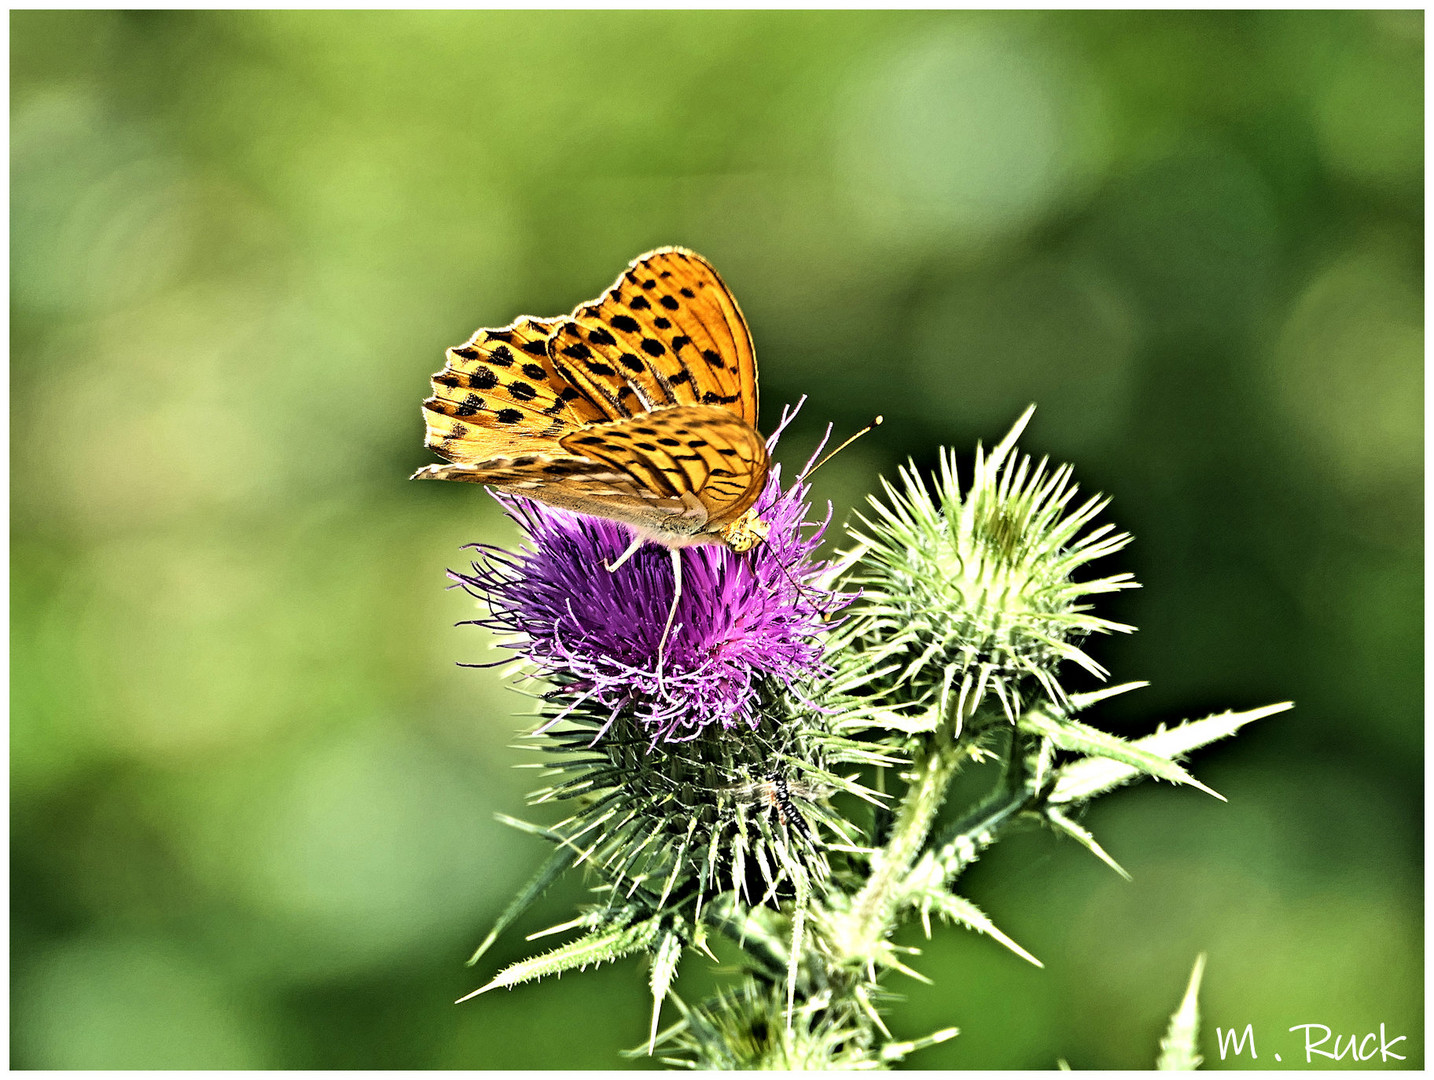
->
[845,406,1138,725]
[450,416,846,743]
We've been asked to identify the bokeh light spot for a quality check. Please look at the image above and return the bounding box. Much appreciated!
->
[1313,20,1422,195]
[180,726,515,978]
[1268,238,1421,536]
[837,24,1110,254]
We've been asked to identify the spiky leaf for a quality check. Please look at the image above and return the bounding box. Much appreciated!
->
[1157,953,1207,1070]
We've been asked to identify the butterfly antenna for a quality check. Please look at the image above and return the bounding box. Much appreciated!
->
[756,415,883,616]
[762,540,837,620]
[795,415,884,485]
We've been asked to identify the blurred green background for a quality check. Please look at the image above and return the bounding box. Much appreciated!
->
[10,9,1422,1070]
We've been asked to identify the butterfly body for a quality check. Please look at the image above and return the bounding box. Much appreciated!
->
[413,248,770,555]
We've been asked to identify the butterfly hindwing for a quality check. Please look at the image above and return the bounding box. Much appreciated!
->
[412,453,700,531]
[557,405,769,528]
[546,248,757,428]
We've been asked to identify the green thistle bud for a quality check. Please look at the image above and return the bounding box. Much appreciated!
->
[647,978,958,1069]
[649,980,872,1069]
[845,407,1138,728]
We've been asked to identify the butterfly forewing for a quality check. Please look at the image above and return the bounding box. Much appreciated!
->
[422,316,611,458]
[546,248,757,428]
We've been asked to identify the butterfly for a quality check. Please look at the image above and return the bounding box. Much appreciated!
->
[412,247,771,668]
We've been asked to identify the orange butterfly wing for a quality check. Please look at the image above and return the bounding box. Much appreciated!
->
[557,405,769,531]
[413,248,768,547]
[420,316,612,460]
[545,247,758,428]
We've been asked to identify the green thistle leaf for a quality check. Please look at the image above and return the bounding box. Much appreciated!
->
[647,930,684,1055]
[1157,953,1208,1070]
[458,913,666,1002]
[1021,710,1223,801]
[913,885,1043,968]
[1044,805,1131,879]
[466,836,578,966]
[1046,703,1293,805]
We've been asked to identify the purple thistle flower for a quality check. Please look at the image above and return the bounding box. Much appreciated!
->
[449,417,847,743]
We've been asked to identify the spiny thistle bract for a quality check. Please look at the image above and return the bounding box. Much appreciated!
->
[844,405,1138,728]
[519,690,865,919]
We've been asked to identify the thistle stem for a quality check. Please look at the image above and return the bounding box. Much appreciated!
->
[832,717,1036,966]
[926,727,1038,879]
[842,725,961,954]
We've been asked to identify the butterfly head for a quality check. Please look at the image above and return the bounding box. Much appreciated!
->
[720,509,769,553]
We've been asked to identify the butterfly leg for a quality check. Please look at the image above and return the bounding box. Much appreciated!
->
[655,547,683,691]
[604,533,646,573]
